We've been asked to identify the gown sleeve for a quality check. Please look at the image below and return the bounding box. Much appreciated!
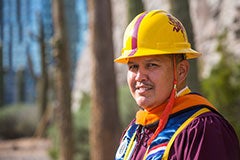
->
[168,112,240,160]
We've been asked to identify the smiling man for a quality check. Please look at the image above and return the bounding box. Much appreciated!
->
[127,55,182,109]
[114,10,240,160]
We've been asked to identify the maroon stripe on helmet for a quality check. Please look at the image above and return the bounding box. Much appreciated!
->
[128,12,147,56]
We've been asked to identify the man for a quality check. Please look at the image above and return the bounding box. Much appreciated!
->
[114,10,240,160]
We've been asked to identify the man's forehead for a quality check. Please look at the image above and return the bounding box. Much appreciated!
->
[127,55,171,63]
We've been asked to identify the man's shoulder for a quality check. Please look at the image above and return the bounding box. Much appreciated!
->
[170,109,240,159]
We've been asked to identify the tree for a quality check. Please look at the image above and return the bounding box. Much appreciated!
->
[202,31,240,139]
[169,0,201,92]
[37,13,49,117]
[16,68,25,102]
[0,1,3,107]
[28,14,50,138]
[51,0,74,159]
[0,43,3,107]
[88,0,121,159]
[127,0,144,23]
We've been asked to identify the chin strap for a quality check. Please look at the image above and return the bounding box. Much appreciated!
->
[147,55,177,146]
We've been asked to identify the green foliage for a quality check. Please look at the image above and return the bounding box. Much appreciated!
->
[47,86,137,159]
[47,92,90,160]
[201,31,240,139]
[73,93,90,160]
[0,104,38,139]
[47,124,60,160]
[118,85,138,128]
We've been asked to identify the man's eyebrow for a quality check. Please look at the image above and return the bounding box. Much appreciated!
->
[127,58,162,65]
[127,61,135,65]
[145,58,162,63]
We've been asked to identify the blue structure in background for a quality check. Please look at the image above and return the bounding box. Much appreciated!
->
[0,0,88,104]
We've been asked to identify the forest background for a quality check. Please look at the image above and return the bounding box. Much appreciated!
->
[0,0,240,160]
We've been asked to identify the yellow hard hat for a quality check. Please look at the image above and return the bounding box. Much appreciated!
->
[114,10,201,63]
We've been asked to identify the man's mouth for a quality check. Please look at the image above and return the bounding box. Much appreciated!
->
[135,85,153,93]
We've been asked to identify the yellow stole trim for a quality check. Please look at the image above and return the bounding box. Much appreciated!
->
[123,132,137,160]
[161,108,211,160]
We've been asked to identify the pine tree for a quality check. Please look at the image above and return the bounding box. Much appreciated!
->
[88,0,121,159]
[170,0,201,92]
[51,0,74,159]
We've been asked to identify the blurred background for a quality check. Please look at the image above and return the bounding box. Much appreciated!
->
[0,0,239,160]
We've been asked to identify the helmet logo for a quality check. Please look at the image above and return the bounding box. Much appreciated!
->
[167,15,187,41]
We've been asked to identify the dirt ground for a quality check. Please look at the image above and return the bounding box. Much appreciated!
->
[0,138,52,160]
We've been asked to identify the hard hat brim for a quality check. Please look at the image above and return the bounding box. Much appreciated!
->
[114,48,201,64]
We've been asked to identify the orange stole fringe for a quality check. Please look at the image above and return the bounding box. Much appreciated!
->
[136,94,216,126]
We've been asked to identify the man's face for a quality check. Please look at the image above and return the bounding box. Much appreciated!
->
[127,55,174,110]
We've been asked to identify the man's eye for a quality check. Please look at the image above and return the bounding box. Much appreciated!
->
[128,65,138,70]
[147,63,157,68]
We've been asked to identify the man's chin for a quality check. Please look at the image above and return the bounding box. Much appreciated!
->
[136,98,153,109]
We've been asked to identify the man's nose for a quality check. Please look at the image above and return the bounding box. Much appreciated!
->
[135,68,148,82]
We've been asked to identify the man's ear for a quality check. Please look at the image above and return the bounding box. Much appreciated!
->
[177,60,189,84]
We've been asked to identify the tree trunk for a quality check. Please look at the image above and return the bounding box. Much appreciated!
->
[51,0,74,160]
[88,0,121,159]
[170,0,201,92]
[0,43,3,107]
[37,13,48,117]
[127,0,144,23]
[16,68,25,102]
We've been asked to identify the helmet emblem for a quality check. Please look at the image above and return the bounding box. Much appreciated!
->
[167,15,186,40]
